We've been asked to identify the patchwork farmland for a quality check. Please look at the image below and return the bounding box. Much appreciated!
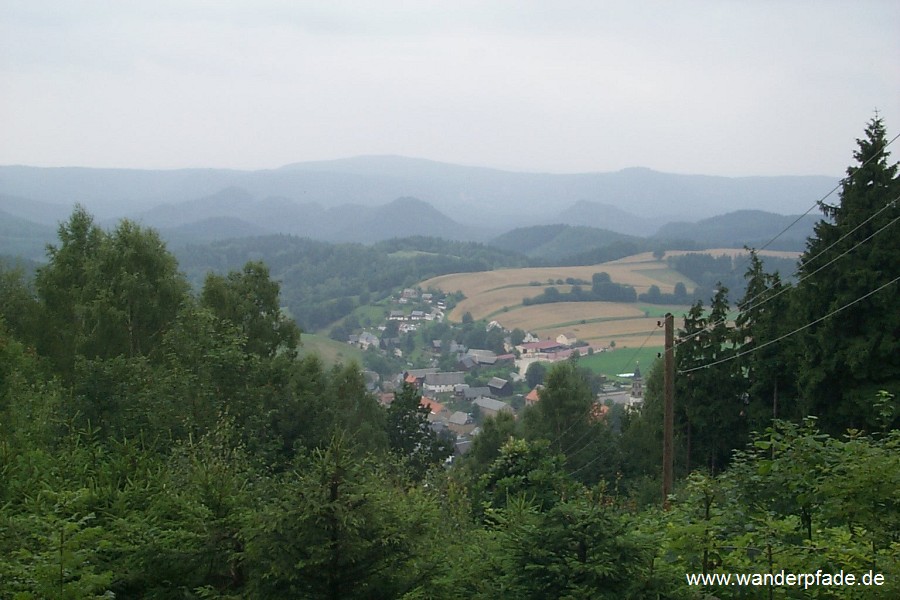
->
[421,249,795,350]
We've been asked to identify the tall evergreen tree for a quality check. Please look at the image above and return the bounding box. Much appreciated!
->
[676,287,745,473]
[734,250,798,428]
[386,382,453,480]
[793,116,900,432]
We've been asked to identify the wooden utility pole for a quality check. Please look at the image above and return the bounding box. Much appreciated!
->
[663,313,674,509]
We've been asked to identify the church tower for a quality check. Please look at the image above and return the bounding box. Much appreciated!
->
[630,363,643,399]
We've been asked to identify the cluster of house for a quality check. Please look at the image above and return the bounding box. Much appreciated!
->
[345,288,646,457]
[370,356,644,459]
[348,288,445,350]
[380,367,520,455]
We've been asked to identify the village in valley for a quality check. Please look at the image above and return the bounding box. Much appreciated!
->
[342,285,646,458]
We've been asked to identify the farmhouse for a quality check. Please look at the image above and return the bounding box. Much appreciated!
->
[465,349,498,365]
[423,371,467,394]
[516,339,566,356]
[487,377,512,397]
[420,396,447,420]
[403,368,438,389]
[354,331,380,350]
[556,332,577,346]
[525,385,543,406]
[447,411,476,434]
[461,386,493,401]
[473,397,514,420]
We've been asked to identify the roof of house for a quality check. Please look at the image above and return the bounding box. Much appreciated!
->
[463,386,492,399]
[525,386,543,403]
[590,403,610,422]
[474,397,512,413]
[448,411,469,425]
[424,372,466,387]
[466,349,497,363]
[458,356,478,370]
[455,440,473,455]
[487,377,509,389]
[518,340,564,352]
[405,368,438,378]
[420,397,446,415]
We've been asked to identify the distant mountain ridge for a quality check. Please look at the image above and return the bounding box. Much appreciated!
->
[653,210,820,250]
[0,157,837,234]
[126,191,486,244]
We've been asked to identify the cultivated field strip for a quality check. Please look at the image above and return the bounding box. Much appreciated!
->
[421,249,795,345]
[486,302,646,330]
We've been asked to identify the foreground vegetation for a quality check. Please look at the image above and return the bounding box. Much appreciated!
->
[0,118,897,598]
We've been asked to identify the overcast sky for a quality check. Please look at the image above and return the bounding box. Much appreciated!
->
[2,1,898,176]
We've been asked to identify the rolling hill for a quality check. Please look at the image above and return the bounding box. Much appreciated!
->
[0,158,836,238]
[489,224,640,260]
[653,210,820,250]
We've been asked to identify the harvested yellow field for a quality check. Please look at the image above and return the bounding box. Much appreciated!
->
[487,302,646,330]
[546,317,661,342]
[420,250,764,343]
[530,316,662,344]
[425,260,691,322]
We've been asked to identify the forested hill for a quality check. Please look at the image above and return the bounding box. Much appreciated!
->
[653,209,821,250]
[175,235,530,331]
[488,224,641,261]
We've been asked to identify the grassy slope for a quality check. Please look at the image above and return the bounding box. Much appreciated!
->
[297,333,366,366]
[577,346,663,382]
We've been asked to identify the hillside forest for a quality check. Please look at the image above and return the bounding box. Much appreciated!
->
[0,118,898,598]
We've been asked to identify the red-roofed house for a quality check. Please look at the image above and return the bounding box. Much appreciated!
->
[420,396,447,419]
[589,403,610,423]
[525,385,543,406]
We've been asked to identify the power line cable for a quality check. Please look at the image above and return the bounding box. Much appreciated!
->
[616,326,661,376]
[568,444,611,478]
[800,196,898,269]
[674,200,900,351]
[678,274,900,375]
[733,131,899,266]
[668,131,900,332]
[560,327,659,461]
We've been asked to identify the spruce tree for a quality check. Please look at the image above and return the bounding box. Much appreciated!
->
[734,250,797,428]
[793,116,900,432]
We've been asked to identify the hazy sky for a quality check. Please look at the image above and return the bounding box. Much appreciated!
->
[2,1,898,176]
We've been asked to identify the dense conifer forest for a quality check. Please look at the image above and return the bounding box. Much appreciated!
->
[0,119,898,598]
